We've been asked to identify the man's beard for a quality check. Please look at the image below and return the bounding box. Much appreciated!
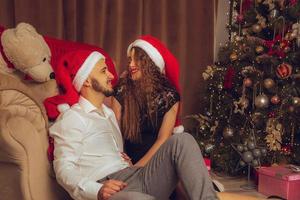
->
[91,78,114,97]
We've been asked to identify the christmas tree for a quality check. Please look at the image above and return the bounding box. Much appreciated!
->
[188,0,300,175]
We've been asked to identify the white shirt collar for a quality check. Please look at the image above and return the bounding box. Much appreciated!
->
[78,96,114,118]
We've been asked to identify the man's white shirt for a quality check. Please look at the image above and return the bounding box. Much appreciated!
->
[49,96,129,200]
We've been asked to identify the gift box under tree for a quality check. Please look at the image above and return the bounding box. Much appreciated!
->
[258,165,300,200]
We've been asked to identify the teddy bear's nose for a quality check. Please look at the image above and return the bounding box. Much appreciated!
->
[49,72,55,79]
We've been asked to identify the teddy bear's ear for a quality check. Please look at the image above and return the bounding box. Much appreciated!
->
[15,23,51,59]
[1,28,22,67]
[15,23,38,37]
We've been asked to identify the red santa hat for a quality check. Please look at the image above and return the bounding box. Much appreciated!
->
[127,35,184,133]
[44,49,117,120]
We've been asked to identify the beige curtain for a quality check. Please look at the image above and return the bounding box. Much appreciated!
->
[0,0,215,118]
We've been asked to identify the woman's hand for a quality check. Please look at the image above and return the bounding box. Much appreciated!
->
[120,152,133,166]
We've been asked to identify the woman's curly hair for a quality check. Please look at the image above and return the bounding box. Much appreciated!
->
[121,47,170,143]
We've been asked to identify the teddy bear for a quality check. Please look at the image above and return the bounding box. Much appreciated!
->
[0,22,58,103]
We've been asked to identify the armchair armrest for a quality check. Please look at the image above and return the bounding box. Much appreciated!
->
[0,73,69,200]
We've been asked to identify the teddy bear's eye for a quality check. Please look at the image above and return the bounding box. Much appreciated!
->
[43,57,46,62]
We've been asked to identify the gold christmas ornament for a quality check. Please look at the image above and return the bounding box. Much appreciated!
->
[255,94,269,108]
[255,46,264,54]
[263,78,275,89]
[292,97,300,106]
[230,53,238,61]
[252,24,262,33]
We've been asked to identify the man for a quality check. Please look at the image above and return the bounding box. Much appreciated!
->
[49,50,218,200]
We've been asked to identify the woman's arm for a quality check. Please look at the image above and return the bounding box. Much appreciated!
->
[134,102,179,167]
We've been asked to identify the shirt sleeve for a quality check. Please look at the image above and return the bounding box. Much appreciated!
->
[163,87,180,113]
[49,111,102,200]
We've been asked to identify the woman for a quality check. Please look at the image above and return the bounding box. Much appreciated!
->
[112,35,182,166]
[112,36,188,200]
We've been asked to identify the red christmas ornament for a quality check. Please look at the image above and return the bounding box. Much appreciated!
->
[281,145,291,155]
[243,78,252,87]
[268,111,276,118]
[276,63,293,79]
[271,95,280,104]
[237,14,244,23]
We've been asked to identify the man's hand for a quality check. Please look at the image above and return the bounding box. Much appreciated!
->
[120,152,133,166]
[97,179,127,200]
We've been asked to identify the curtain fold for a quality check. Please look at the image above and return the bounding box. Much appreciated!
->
[0,0,215,117]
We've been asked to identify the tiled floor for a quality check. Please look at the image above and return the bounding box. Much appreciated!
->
[211,172,268,199]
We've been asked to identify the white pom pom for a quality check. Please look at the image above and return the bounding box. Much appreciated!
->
[57,103,70,113]
[173,125,184,134]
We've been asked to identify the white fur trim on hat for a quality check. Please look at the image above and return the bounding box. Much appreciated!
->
[73,51,105,92]
[173,125,184,134]
[57,103,71,113]
[127,39,165,72]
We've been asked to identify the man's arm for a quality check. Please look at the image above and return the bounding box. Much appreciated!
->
[50,112,102,200]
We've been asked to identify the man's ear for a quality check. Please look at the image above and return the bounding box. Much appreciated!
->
[82,78,91,87]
